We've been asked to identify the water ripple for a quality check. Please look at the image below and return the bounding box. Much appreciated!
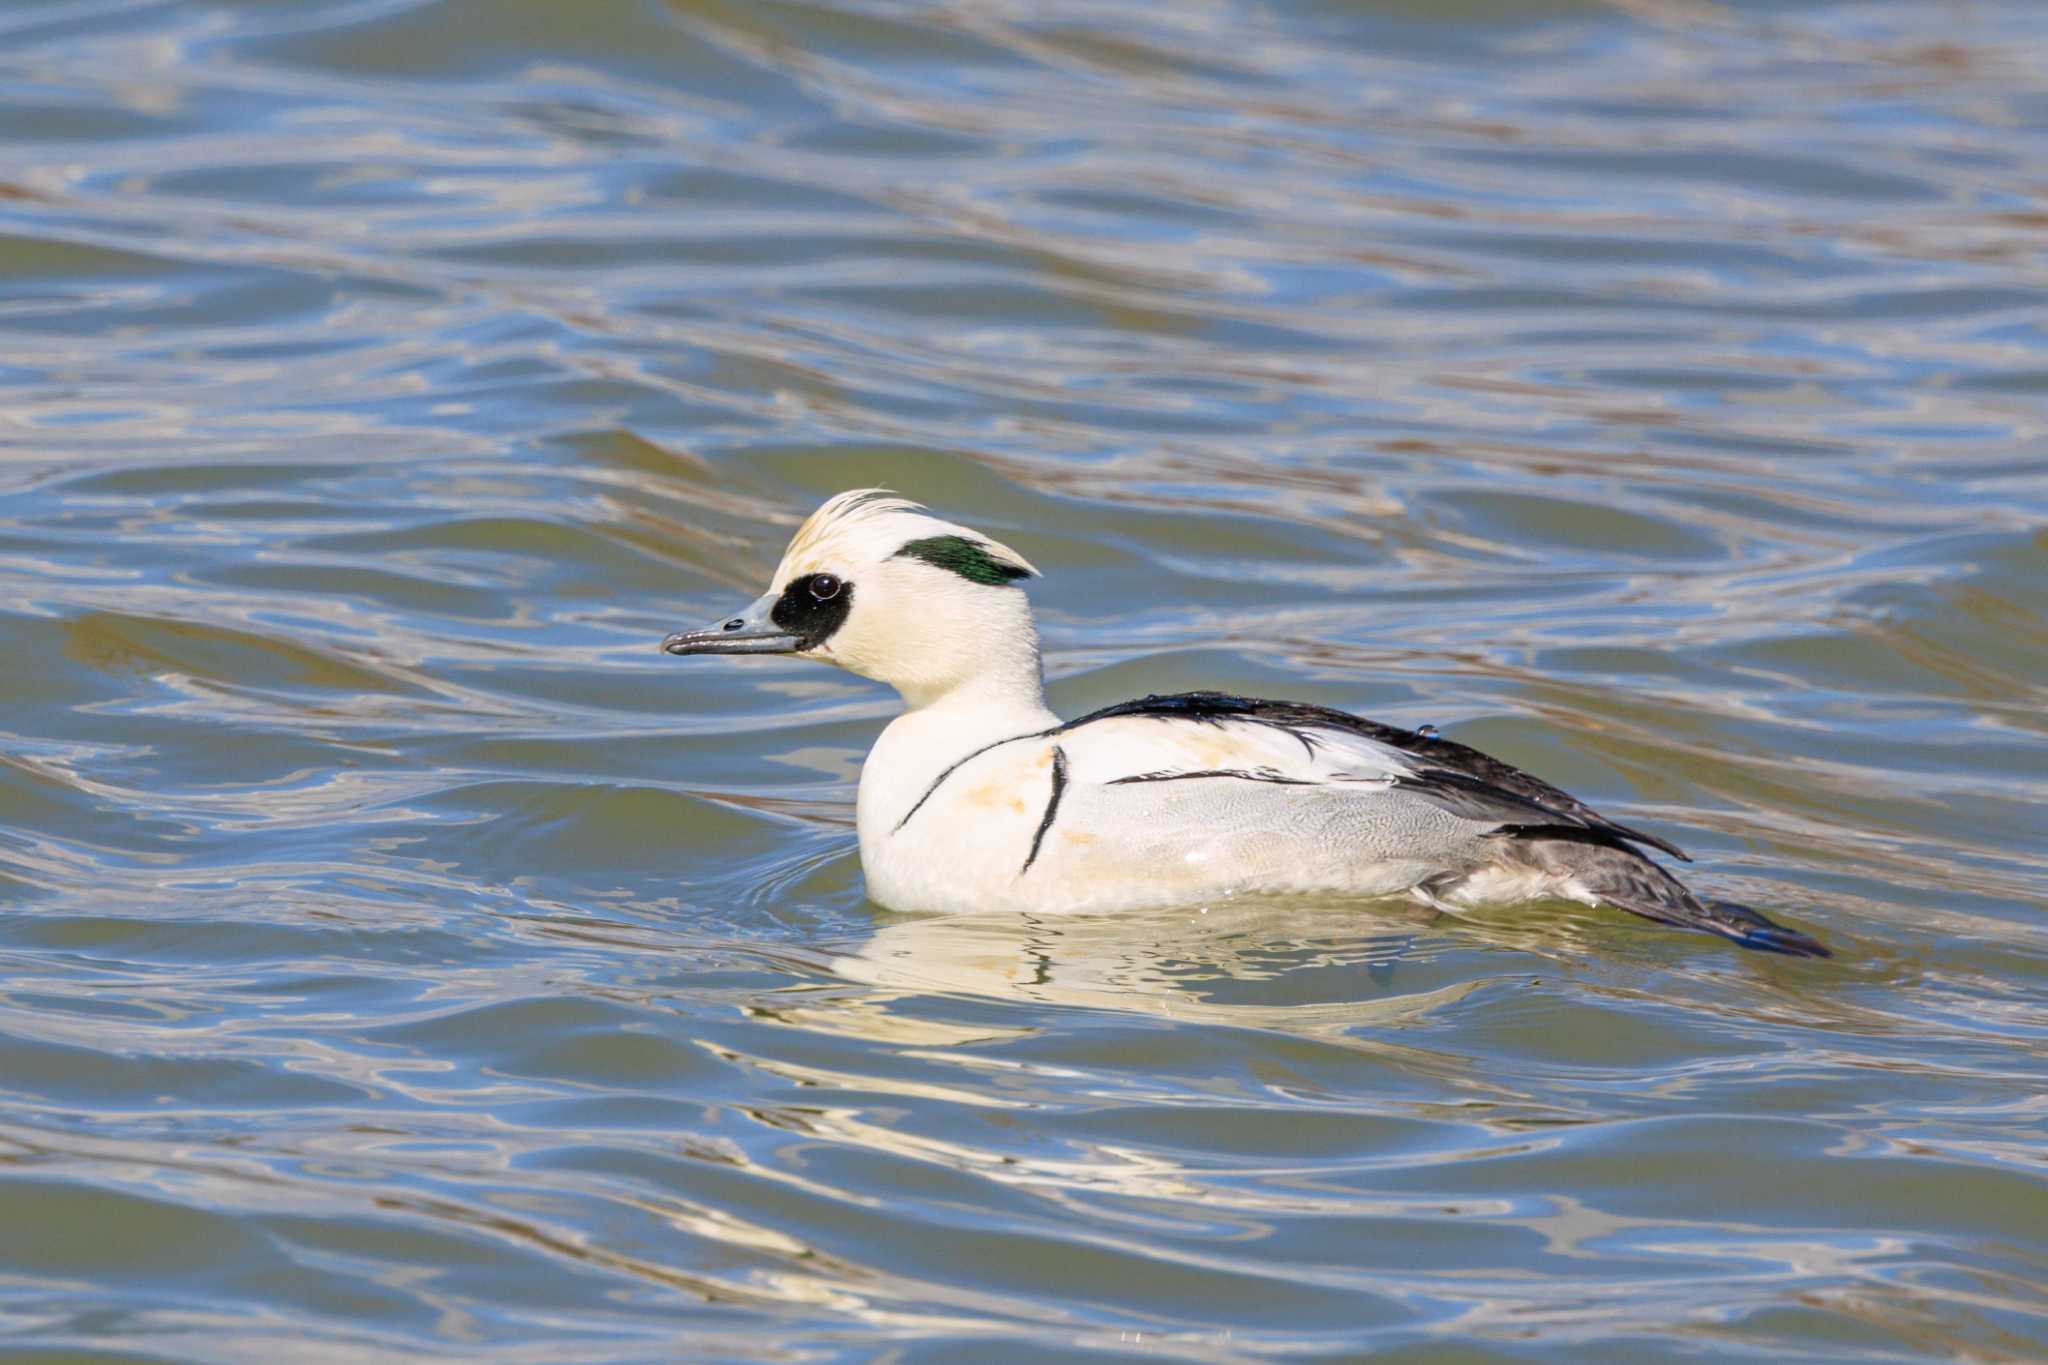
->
[0,0,2045,1358]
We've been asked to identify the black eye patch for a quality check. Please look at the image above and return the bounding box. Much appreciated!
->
[770,573,854,649]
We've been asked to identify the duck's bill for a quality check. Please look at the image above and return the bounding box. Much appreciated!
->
[662,594,800,656]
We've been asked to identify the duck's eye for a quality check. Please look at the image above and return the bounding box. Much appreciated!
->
[771,571,855,649]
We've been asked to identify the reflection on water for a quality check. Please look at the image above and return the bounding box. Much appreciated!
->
[1,0,2046,1357]
[837,903,1473,1031]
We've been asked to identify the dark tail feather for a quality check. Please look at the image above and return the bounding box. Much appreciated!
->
[1511,836,1832,959]
[1693,899,1832,959]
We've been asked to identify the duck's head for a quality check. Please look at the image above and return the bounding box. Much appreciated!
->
[662,490,1043,707]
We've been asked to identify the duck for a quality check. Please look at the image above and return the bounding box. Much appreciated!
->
[662,490,1829,958]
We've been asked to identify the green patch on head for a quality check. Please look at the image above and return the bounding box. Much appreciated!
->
[893,534,1033,587]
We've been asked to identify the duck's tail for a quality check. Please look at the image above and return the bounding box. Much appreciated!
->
[1508,833,1831,959]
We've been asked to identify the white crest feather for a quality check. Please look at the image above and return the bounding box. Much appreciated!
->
[773,488,1039,583]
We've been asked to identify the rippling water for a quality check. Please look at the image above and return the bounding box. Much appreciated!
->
[2,0,2045,1357]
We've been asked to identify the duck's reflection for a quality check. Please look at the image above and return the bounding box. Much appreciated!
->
[826,899,1492,1038]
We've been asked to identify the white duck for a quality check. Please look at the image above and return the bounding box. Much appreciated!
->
[663,490,1828,958]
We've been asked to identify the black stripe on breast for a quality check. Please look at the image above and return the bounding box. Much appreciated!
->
[1019,745,1068,875]
[1107,768,1312,786]
[891,725,1060,835]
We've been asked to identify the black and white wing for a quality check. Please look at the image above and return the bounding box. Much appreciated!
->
[1051,691,1687,861]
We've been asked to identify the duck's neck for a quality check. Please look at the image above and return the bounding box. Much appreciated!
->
[912,672,1058,735]
[879,592,1057,727]
[890,654,1060,748]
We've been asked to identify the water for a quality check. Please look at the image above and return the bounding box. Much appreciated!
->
[2,0,2045,1357]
